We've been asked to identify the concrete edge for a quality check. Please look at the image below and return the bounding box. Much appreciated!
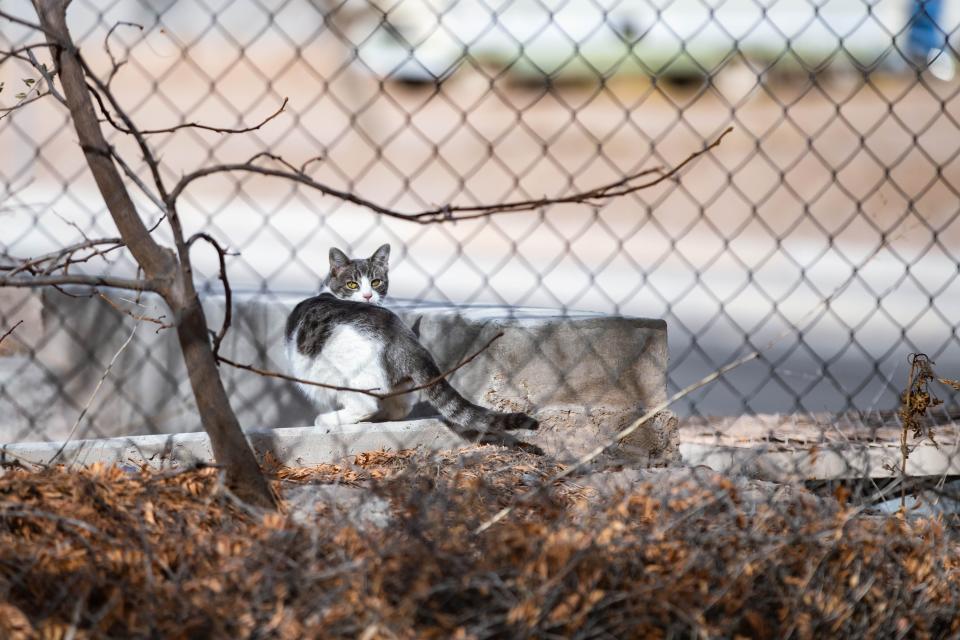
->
[0,419,467,470]
[7,422,951,482]
[681,441,960,480]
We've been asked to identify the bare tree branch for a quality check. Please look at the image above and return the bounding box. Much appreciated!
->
[1,236,122,276]
[82,67,195,280]
[0,9,57,39]
[51,318,141,464]
[382,331,505,398]
[26,48,65,105]
[107,146,166,211]
[187,232,232,359]
[82,74,170,208]
[91,79,289,137]
[215,355,381,395]
[215,331,505,399]
[97,291,171,330]
[104,21,142,87]
[0,273,155,290]
[170,127,733,223]
[0,90,52,121]
[0,42,52,60]
[136,97,289,136]
[0,320,23,346]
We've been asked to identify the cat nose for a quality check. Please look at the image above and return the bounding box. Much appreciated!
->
[363,292,372,300]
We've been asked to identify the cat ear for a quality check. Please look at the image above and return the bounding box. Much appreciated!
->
[329,247,349,273]
[370,243,390,266]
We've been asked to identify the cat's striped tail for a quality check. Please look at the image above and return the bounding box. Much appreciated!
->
[408,345,540,440]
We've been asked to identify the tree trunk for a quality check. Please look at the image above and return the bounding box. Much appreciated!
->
[173,290,276,508]
[33,0,276,509]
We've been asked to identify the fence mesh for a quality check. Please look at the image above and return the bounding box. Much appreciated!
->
[3,0,960,635]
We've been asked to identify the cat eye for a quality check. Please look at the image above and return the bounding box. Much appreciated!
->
[346,281,359,290]
[371,279,382,287]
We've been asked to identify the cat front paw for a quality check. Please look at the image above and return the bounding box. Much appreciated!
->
[314,409,376,427]
[314,411,348,427]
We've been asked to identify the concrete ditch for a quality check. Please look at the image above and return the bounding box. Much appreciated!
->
[2,288,677,465]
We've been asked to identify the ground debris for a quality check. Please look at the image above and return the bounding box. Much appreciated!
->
[0,449,958,638]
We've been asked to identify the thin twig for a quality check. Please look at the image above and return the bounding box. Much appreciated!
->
[0,273,155,290]
[26,47,65,105]
[109,146,166,212]
[94,84,289,136]
[1,237,123,277]
[0,90,51,120]
[84,67,190,269]
[0,42,54,63]
[104,21,143,87]
[0,9,59,38]
[170,127,733,222]
[188,232,232,359]
[142,97,288,136]
[215,354,380,394]
[51,320,140,466]
[97,291,171,330]
[380,331,505,398]
[217,332,505,399]
[82,74,169,204]
[0,319,24,346]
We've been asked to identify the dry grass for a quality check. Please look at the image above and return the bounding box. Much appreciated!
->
[1,447,959,639]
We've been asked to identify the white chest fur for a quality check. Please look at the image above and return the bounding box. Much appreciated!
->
[286,324,389,410]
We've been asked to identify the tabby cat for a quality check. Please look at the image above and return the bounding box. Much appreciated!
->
[285,244,540,450]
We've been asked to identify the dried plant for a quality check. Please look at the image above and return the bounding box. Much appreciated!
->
[1,450,959,638]
[896,353,960,510]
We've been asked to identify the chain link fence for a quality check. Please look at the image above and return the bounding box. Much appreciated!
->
[1,1,959,426]
[3,0,960,436]
[2,1,960,635]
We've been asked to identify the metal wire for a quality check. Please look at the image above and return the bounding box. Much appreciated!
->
[1,0,959,444]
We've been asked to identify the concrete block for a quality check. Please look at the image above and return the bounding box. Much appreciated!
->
[0,419,463,469]
[679,440,960,481]
[2,288,672,461]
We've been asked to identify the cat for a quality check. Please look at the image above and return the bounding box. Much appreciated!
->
[285,244,541,451]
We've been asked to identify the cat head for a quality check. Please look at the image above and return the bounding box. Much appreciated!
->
[326,244,390,305]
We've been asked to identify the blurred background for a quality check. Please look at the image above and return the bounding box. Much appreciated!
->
[2,0,959,424]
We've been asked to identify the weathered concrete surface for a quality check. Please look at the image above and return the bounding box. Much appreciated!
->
[873,479,960,517]
[0,419,463,469]
[679,411,960,480]
[3,288,672,462]
[680,440,960,481]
